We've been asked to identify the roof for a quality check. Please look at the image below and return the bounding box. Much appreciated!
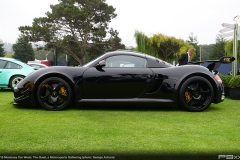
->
[105,50,146,58]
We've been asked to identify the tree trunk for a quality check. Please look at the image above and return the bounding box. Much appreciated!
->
[81,48,86,65]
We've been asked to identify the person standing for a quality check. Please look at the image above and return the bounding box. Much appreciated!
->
[237,68,240,75]
[178,48,195,66]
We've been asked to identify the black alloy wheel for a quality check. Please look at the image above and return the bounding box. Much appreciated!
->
[179,76,214,112]
[37,77,72,111]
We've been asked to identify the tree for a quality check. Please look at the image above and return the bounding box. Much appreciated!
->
[186,32,198,45]
[0,40,5,57]
[187,32,200,61]
[225,38,240,62]
[19,0,121,65]
[86,28,125,62]
[12,36,34,63]
[134,31,153,54]
[105,28,125,52]
[199,44,212,61]
[34,48,53,60]
[134,31,193,62]
[209,34,226,60]
[149,33,193,61]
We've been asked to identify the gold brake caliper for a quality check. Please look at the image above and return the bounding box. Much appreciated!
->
[60,86,67,96]
[185,87,191,101]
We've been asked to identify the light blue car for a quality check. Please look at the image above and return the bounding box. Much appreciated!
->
[0,57,35,89]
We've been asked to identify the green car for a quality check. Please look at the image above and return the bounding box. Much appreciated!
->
[0,57,35,89]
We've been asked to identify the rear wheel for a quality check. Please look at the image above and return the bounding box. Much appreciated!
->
[37,77,72,111]
[179,76,214,112]
[9,76,25,89]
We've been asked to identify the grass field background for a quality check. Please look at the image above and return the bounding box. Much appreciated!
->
[0,89,240,157]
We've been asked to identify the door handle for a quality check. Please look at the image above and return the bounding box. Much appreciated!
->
[139,74,151,78]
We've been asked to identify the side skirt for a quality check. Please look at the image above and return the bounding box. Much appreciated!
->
[78,98,173,103]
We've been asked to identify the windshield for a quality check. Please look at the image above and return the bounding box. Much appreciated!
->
[83,54,105,67]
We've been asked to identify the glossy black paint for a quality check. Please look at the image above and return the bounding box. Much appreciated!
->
[13,50,224,111]
[82,67,152,99]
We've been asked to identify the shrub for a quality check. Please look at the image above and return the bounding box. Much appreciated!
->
[218,74,232,87]
[228,75,240,88]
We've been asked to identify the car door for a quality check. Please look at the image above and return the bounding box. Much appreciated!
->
[82,55,153,99]
[0,60,7,86]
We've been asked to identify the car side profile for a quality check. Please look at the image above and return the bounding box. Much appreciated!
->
[13,50,232,112]
[0,57,35,89]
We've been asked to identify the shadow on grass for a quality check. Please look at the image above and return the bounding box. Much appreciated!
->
[12,102,222,112]
[72,105,181,112]
[12,104,44,111]
[73,105,223,112]
[70,103,189,112]
[0,88,12,92]
[205,106,222,112]
[12,103,182,112]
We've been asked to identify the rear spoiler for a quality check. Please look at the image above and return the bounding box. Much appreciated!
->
[188,56,235,71]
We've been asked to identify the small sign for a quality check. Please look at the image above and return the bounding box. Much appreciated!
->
[222,23,235,29]
[221,32,234,38]
[219,27,233,33]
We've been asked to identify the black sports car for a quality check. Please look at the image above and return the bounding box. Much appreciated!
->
[13,50,233,112]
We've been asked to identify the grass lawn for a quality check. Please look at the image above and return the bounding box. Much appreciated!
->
[0,89,240,158]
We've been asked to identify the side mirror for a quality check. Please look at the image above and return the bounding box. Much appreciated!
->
[96,60,106,68]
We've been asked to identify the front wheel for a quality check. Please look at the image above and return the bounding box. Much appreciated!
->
[9,76,25,89]
[37,77,72,111]
[179,76,214,112]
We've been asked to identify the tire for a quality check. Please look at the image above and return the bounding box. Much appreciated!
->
[9,76,25,89]
[179,76,214,112]
[37,77,72,111]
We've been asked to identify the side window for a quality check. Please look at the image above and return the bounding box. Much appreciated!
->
[0,60,7,69]
[30,64,38,68]
[5,62,22,69]
[105,55,147,68]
